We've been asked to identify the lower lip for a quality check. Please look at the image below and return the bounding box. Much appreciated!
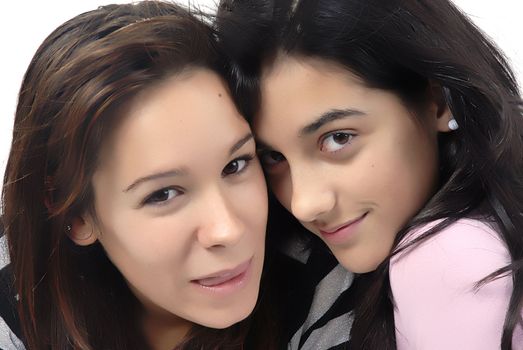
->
[320,213,368,245]
[191,259,252,295]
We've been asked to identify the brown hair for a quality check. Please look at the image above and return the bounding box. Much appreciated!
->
[1,1,271,349]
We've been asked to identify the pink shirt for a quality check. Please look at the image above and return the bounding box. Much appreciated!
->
[390,219,523,349]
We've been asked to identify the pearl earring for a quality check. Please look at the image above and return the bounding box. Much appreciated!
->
[448,118,459,131]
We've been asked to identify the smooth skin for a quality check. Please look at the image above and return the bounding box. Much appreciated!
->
[70,69,268,349]
[255,56,453,273]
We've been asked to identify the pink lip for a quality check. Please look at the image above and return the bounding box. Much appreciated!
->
[191,258,252,294]
[319,212,368,245]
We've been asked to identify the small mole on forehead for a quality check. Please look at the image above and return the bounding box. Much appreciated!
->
[218,93,222,97]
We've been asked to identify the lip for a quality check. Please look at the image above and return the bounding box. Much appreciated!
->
[191,258,252,294]
[319,212,368,245]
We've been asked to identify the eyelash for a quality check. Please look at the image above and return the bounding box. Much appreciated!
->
[257,149,286,169]
[221,153,255,177]
[319,130,356,153]
[141,154,255,207]
[257,130,356,171]
[142,187,183,207]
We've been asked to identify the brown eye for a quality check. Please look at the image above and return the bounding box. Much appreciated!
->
[222,156,252,176]
[320,132,355,152]
[144,188,180,205]
[260,151,286,166]
[333,133,350,144]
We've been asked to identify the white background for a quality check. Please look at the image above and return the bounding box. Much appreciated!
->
[1,1,522,184]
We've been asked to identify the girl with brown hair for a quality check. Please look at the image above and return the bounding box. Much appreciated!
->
[1,1,274,349]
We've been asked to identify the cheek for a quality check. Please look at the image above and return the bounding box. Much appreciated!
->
[98,214,191,275]
[97,220,192,310]
[361,136,438,214]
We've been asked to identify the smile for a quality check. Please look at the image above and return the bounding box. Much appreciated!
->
[191,258,252,294]
[319,212,368,245]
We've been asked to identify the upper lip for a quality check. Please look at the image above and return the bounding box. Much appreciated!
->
[319,213,367,234]
[191,258,252,282]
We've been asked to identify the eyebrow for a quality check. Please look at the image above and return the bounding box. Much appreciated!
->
[229,133,253,155]
[299,108,366,136]
[123,168,188,193]
[123,132,254,192]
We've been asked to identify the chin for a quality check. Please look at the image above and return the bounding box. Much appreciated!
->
[338,255,382,274]
[198,302,256,329]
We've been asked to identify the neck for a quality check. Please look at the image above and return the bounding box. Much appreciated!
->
[129,284,193,349]
[141,306,193,350]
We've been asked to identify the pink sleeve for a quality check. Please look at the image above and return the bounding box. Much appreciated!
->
[390,219,522,350]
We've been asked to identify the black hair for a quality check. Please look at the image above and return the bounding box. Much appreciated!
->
[215,0,523,348]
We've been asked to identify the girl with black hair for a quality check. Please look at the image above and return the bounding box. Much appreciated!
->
[216,0,523,348]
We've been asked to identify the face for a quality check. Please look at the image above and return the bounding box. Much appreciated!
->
[256,56,451,273]
[73,69,267,331]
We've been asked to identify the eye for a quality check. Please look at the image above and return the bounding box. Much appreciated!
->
[320,131,355,153]
[222,155,254,176]
[143,187,181,206]
[259,150,286,167]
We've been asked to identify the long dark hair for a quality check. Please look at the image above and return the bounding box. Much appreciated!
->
[1,1,274,349]
[216,0,523,349]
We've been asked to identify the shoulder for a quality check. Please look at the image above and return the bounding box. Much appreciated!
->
[391,218,509,284]
[281,235,355,350]
[0,315,25,350]
[0,228,25,350]
[390,218,517,349]
[0,220,8,271]
[0,264,24,350]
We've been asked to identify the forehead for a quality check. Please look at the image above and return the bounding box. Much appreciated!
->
[98,69,249,175]
[255,57,368,132]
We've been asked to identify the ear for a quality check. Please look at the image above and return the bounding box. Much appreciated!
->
[68,215,99,246]
[435,105,455,133]
[427,82,454,132]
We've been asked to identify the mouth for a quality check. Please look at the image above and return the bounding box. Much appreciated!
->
[191,258,252,290]
[319,212,368,243]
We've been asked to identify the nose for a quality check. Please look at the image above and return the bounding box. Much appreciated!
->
[289,167,336,223]
[197,187,244,249]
